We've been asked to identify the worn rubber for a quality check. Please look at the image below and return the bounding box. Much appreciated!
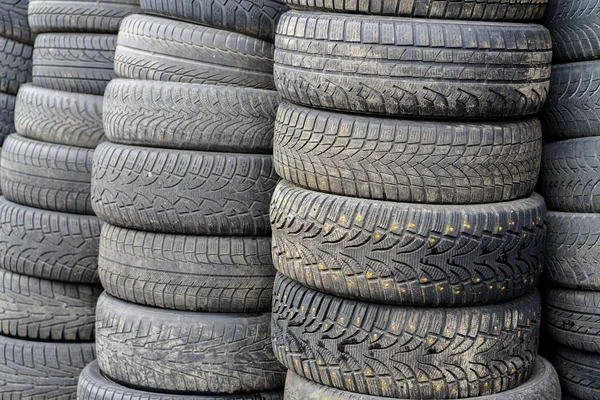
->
[0,335,96,399]
[28,0,141,33]
[541,137,600,213]
[284,356,560,400]
[275,102,542,203]
[0,36,31,96]
[96,292,286,394]
[1,134,94,215]
[554,347,600,400]
[273,274,541,399]
[33,33,117,95]
[91,142,277,235]
[0,197,101,283]
[140,0,288,41]
[271,181,545,306]
[0,0,33,44]
[99,223,275,312]
[0,93,15,145]
[15,84,104,148]
[541,61,600,140]
[104,79,279,152]
[284,0,547,20]
[274,12,552,119]
[115,14,275,89]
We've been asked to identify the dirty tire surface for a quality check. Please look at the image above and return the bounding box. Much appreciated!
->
[0,93,15,145]
[1,134,94,214]
[91,142,278,235]
[115,14,275,89]
[104,79,279,152]
[95,293,286,394]
[554,347,600,400]
[275,102,542,203]
[0,36,32,95]
[0,0,33,44]
[274,12,552,118]
[99,223,276,312]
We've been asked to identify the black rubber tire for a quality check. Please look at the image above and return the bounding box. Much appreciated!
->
[115,14,275,90]
[0,0,34,44]
[544,0,600,63]
[103,79,279,153]
[0,36,32,96]
[91,142,277,235]
[284,0,547,20]
[15,84,104,148]
[554,347,600,400]
[271,181,545,307]
[32,33,116,95]
[0,93,15,146]
[273,274,541,399]
[0,197,101,283]
[99,223,275,312]
[274,12,552,119]
[541,61,600,140]
[96,292,286,394]
[28,0,141,33]
[1,134,94,215]
[140,0,288,42]
[0,335,96,399]
[545,211,600,290]
[284,356,561,400]
[541,137,600,213]
[275,102,542,203]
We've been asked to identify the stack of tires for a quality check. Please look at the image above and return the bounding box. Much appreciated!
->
[0,1,138,397]
[77,1,290,398]
[269,2,563,399]
[539,2,600,398]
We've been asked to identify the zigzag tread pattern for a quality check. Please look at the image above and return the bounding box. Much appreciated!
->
[554,347,600,399]
[0,0,33,44]
[0,36,32,96]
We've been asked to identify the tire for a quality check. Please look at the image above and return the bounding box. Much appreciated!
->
[32,33,117,95]
[274,12,552,119]
[140,0,288,42]
[104,79,279,153]
[554,347,600,400]
[28,0,141,33]
[0,0,33,44]
[91,142,277,235]
[0,335,95,399]
[284,0,546,20]
[1,134,94,215]
[96,293,286,394]
[0,197,101,283]
[541,137,600,213]
[545,212,600,290]
[275,101,542,203]
[271,181,545,307]
[284,356,561,400]
[272,274,541,399]
[15,84,104,148]
[0,93,15,145]
[0,37,32,96]
[99,223,276,312]
[541,61,600,140]
[115,14,275,90]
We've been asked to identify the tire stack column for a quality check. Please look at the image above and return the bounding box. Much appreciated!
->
[77,1,290,398]
[269,3,563,399]
[0,1,139,397]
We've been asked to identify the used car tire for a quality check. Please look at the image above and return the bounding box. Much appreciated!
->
[0,36,32,95]
[0,0,33,44]
[554,346,600,400]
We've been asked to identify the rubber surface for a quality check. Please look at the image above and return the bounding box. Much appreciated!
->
[274,12,552,118]
[140,0,288,41]
[0,197,101,283]
[554,347,600,400]
[0,36,32,95]
[96,293,286,394]
[104,79,279,152]
[0,93,15,145]
[1,134,94,214]
[0,0,33,44]
[28,0,141,33]
[275,101,542,203]
[32,33,117,95]
[272,274,541,399]
[15,84,104,148]
[99,223,276,312]
[91,142,278,235]
[115,14,275,89]
[271,181,545,306]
